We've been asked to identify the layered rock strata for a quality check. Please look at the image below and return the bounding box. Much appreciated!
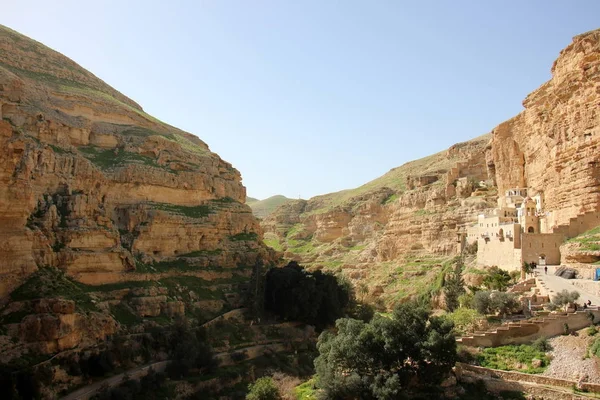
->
[0,24,275,301]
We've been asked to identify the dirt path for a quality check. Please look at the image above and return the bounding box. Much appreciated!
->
[60,361,169,400]
[59,341,288,400]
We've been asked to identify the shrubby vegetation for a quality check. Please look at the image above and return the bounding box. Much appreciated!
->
[469,291,520,317]
[265,262,352,328]
[314,300,456,399]
[551,289,580,309]
[246,376,280,400]
[166,318,216,379]
[476,344,549,374]
[447,307,486,335]
[443,261,465,312]
[482,266,512,291]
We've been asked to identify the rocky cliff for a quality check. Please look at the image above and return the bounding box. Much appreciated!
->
[0,25,275,359]
[264,28,600,305]
[488,29,600,230]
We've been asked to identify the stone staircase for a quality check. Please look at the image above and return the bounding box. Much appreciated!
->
[457,309,600,347]
[507,278,536,293]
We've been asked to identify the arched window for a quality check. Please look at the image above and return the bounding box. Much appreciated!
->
[528,226,535,233]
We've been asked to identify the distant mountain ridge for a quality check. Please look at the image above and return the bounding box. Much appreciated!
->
[246,195,294,218]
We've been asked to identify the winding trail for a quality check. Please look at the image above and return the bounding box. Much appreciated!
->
[60,361,169,400]
[58,341,288,400]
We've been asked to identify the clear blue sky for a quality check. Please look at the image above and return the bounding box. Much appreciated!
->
[3,1,599,200]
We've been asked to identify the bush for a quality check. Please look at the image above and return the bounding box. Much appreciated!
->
[247,377,280,400]
[532,337,552,352]
[509,270,520,284]
[482,267,512,291]
[447,308,486,335]
[472,291,493,315]
[552,290,580,309]
[590,337,600,358]
[231,350,249,363]
[588,326,598,337]
[490,292,520,317]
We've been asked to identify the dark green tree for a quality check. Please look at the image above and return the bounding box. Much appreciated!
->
[314,300,456,399]
[482,266,512,291]
[471,290,492,315]
[444,261,465,312]
[265,262,351,328]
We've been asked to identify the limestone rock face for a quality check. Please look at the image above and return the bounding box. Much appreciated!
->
[5,302,117,354]
[0,25,276,300]
[489,29,600,229]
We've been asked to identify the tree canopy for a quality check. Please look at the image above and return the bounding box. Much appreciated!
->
[314,301,456,399]
[265,262,351,328]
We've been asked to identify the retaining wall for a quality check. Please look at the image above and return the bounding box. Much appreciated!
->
[458,310,600,347]
[456,362,600,394]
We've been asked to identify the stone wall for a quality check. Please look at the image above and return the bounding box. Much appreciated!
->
[459,310,600,347]
[521,233,563,265]
[552,211,600,238]
[476,237,521,271]
[456,362,600,395]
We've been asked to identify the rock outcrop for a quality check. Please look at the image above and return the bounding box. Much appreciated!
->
[488,29,600,230]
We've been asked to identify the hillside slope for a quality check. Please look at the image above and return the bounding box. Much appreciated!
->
[263,134,494,305]
[0,25,276,360]
[246,195,294,218]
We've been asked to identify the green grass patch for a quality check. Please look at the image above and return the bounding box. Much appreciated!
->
[179,249,223,257]
[82,280,154,292]
[148,202,212,218]
[288,240,316,254]
[229,232,258,241]
[264,238,283,252]
[295,378,318,400]
[348,244,366,251]
[110,303,140,327]
[414,208,433,216]
[382,193,399,205]
[121,126,174,140]
[567,225,600,251]
[286,223,306,238]
[48,144,71,154]
[79,145,170,172]
[476,344,550,374]
[207,320,255,348]
[10,267,97,312]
